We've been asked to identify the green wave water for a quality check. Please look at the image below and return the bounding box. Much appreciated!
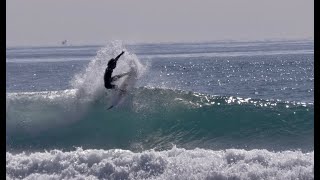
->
[6,87,313,152]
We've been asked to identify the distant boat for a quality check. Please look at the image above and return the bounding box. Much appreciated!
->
[62,40,67,45]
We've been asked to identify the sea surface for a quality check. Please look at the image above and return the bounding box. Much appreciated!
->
[6,40,314,179]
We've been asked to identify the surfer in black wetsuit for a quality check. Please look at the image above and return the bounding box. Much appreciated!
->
[104,51,129,89]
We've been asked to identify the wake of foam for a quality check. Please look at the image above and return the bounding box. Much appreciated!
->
[6,147,314,180]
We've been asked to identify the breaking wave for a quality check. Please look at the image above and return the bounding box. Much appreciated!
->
[6,87,314,152]
[6,147,314,180]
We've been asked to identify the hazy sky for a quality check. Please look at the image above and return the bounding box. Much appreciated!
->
[6,0,314,46]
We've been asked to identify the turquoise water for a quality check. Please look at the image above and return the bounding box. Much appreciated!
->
[6,40,314,179]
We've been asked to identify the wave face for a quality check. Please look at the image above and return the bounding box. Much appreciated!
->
[6,147,314,180]
[6,87,314,152]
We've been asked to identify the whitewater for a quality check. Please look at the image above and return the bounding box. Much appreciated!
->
[6,40,314,179]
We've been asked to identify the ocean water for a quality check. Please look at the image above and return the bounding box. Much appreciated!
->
[6,40,314,179]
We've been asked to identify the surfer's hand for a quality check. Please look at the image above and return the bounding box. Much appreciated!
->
[115,51,125,60]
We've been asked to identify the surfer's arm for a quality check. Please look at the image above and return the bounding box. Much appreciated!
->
[114,51,125,61]
[107,51,124,69]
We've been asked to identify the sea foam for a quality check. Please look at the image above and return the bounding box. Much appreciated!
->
[6,147,313,180]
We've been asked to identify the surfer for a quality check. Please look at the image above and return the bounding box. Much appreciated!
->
[104,51,129,89]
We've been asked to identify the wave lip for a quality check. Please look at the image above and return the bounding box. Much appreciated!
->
[6,147,314,180]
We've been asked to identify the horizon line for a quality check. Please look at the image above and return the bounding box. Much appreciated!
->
[6,37,314,49]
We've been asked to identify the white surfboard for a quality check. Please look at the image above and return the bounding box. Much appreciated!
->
[107,67,138,110]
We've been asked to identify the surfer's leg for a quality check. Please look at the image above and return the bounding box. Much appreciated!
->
[111,72,130,82]
[105,83,114,89]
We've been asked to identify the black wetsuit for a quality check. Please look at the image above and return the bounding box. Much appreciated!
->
[104,68,115,89]
[104,51,125,89]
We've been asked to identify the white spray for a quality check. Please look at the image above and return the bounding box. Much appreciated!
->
[71,41,147,101]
